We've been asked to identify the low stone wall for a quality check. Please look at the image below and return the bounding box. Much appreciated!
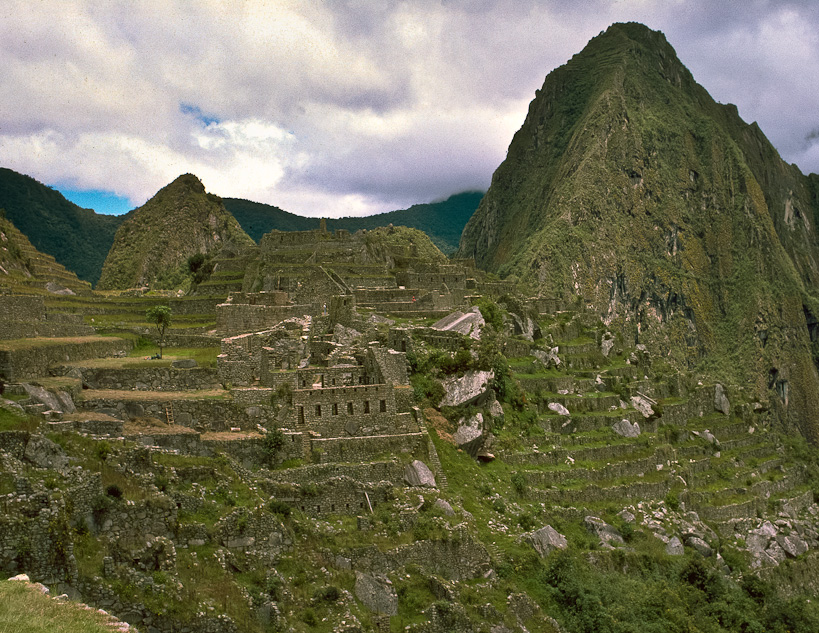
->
[265,459,404,486]
[217,304,297,336]
[310,432,426,463]
[270,476,392,517]
[97,496,177,548]
[169,296,224,315]
[0,337,133,381]
[68,366,222,391]
[78,396,277,431]
[530,479,671,506]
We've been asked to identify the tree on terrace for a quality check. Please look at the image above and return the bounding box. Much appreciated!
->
[146,305,172,359]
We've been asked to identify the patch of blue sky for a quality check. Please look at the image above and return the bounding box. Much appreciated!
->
[180,103,221,127]
[58,188,134,216]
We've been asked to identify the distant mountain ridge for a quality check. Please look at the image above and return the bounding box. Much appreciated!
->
[0,167,482,285]
[223,191,484,255]
[0,168,127,285]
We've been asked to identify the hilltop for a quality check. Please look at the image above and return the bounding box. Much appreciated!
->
[97,175,255,291]
[457,22,819,440]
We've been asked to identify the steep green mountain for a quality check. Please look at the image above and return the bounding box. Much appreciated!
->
[457,22,819,440]
[0,210,91,294]
[97,174,255,291]
[0,168,126,285]
[224,191,484,255]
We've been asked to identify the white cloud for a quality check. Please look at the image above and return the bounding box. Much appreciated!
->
[0,0,817,218]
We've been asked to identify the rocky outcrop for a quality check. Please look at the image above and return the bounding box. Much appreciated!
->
[354,571,397,615]
[403,460,437,488]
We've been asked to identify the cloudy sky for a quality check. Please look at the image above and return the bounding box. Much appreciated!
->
[1,1,817,217]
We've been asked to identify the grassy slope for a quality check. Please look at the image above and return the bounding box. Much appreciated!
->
[0,581,116,633]
[0,168,126,285]
[225,191,484,255]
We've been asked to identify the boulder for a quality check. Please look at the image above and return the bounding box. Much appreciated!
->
[123,402,146,420]
[630,395,655,418]
[776,533,809,558]
[55,391,76,414]
[685,535,713,557]
[172,359,197,368]
[665,536,685,556]
[523,525,568,557]
[714,383,730,415]
[403,460,437,488]
[22,384,62,412]
[584,516,624,547]
[23,435,69,471]
[548,402,570,416]
[432,499,455,516]
[453,413,485,457]
[354,572,397,615]
[440,370,494,407]
[612,419,640,438]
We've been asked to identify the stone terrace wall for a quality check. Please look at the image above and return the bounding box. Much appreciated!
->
[217,303,297,336]
[68,367,222,391]
[311,431,426,463]
[293,384,399,434]
[0,337,133,381]
[78,396,276,431]
[265,460,404,486]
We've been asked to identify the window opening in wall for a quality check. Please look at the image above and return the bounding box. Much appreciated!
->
[380,399,387,412]
[315,404,322,417]
[360,503,364,509]
[332,403,338,415]
[332,378,336,385]
[299,407,305,424]
[347,402,353,415]
[364,401,370,414]
[331,504,335,511]
[317,506,320,513]
[401,341,406,352]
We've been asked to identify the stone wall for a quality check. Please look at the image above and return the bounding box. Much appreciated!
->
[310,431,426,464]
[216,303,297,336]
[77,396,277,431]
[0,337,133,381]
[264,459,404,486]
[66,366,221,391]
[293,383,398,434]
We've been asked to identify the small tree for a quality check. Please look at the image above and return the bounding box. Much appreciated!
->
[146,305,172,358]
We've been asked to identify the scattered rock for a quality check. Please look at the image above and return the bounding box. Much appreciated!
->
[612,419,640,438]
[403,460,437,488]
[777,533,808,558]
[523,525,568,557]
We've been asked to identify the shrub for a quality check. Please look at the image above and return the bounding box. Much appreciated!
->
[268,500,292,518]
[511,472,527,496]
[262,428,285,466]
[492,498,506,514]
[665,489,680,511]
[95,441,112,461]
[313,585,340,603]
[519,512,537,531]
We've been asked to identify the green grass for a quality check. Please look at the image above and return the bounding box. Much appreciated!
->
[0,580,116,632]
[0,407,39,432]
